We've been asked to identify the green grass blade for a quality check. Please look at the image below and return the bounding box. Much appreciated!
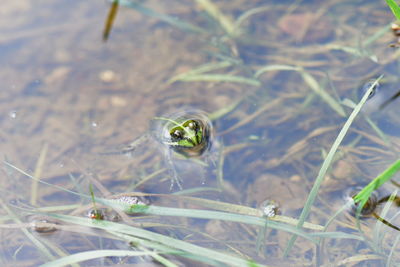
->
[254,64,302,76]
[353,159,400,209]
[385,0,400,20]
[41,213,265,267]
[284,75,383,256]
[40,250,169,267]
[105,202,318,242]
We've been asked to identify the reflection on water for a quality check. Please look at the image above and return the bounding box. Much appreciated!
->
[1,0,400,266]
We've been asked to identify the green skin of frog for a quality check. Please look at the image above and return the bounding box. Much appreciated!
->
[155,117,210,158]
[121,111,214,190]
[121,104,238,190]
[154,115,213,190]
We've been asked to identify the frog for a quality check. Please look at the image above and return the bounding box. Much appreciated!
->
[119,109,219,190]
[346,77,400,140]
[355,77,400,114]
[152,110,212,157]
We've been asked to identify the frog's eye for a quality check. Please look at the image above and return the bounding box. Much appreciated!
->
[170,128,184,140]
[359,79,380,100]
[184,120,199,131]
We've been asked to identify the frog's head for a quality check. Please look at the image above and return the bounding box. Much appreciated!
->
[169,119,203,148]
[155,113,212,157]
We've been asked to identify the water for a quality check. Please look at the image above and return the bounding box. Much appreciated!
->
[1,0,400,266]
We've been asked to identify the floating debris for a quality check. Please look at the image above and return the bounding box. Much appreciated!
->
[389,21,400,47]
[259,199,280,218]
[30,217,58,234]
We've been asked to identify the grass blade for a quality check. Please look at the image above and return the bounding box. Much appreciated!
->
[31,143,48,206]
[353,159,400,209]
[168,61,233,84]
[194,0,236,36]
[105,202,318,242]
[284,75,383,256]
[385,0,400,20]
[40,213,264,267]
[40,250,169,267]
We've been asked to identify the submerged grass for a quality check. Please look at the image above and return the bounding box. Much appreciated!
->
[40,250,178,267]
[30,143,48,206]
[3,159,369,266]
[118,0,206,34]
[168,60,261,87]
[194,0,237,36]
[5,1,400,265]
[254,64,346,117]
[0,200,56,262]
[284,75,383,256]
[172,73,261,86]
[40,213,261,267]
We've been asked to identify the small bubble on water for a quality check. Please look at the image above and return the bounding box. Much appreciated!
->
[9,111,17,119]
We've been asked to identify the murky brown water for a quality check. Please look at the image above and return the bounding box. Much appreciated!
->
[1,0,400,266]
